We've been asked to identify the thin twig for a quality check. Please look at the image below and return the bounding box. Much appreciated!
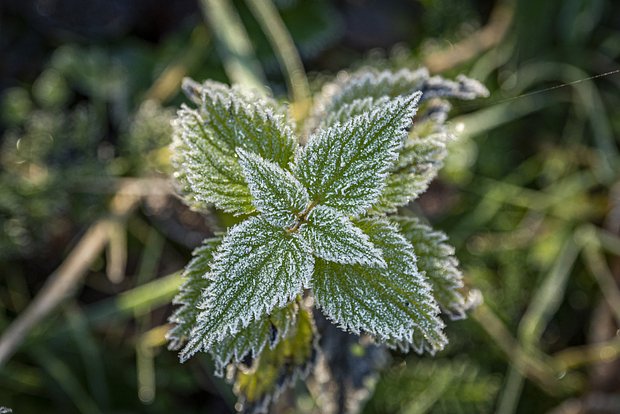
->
[518,237,581,346]
[596,226,620,257]
[133,226,165,404]
[105,219,127,284]
[423,1,514,73]
[496,367,526,414]
[495,236,580,412]
[554,338,620,371]
[472,304,565,395]
[44,272,182,340]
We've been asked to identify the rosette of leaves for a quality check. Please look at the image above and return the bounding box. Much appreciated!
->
[167,68,487,413]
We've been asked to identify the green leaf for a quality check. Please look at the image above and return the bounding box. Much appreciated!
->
[311,68,488,126]
[234,307,316,414]
[311,218,447,353]
[181,77,284,116]
[167,237,221,351]
[180,216,313,361]
[236,148,309,228]
[315,95,390,131]
[171,79,297,214]
[311,98,449,213]
[171,107,253,213]
[306,69,488,213]
[299,205,385,267]
[295,93,420,216]
[210,302,299,376]
[393,216,468,319]
[196,80,296,165]
[309,69,428,129]
[372,131,449,213]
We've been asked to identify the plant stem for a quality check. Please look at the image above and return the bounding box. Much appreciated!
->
[245,0,310,115]
[423,1,514,73]
[554,337,620,371]
[518,236,580,346]
[287,200,318,233]
[200,0,267,92]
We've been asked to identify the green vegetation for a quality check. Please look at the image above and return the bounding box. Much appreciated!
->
[1,0,619,413]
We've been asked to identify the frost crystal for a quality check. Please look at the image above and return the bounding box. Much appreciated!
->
[315,95,390,131]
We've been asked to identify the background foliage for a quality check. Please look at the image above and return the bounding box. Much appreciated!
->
[1,0,620,413]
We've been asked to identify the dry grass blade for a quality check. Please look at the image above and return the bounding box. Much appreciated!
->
[245,0,310,112]
[423,1,514,73]
[472,304,566,395]
[0,179,171,366]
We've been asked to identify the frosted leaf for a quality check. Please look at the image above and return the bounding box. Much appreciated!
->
[373,87,487,212]
[210,303,298,377]
[311,218,447,353]
[299,205,385,267]
[233,308,317,414]
[421,73,490,101]
[182,77,286,117]
[295,93,420,217]
[171,78,297,214]
[237,148,309,228]
[171,107,254,214]
[311,68,487,124]
[372,131,449,214]
[308,68,428,130]
[167,238,221,351]
[315,95,390,131]
[180,216,313,361]
[394,216,468,320]
[313,95,454,216]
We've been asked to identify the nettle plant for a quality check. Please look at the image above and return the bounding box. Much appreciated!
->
[167,67,488,413]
